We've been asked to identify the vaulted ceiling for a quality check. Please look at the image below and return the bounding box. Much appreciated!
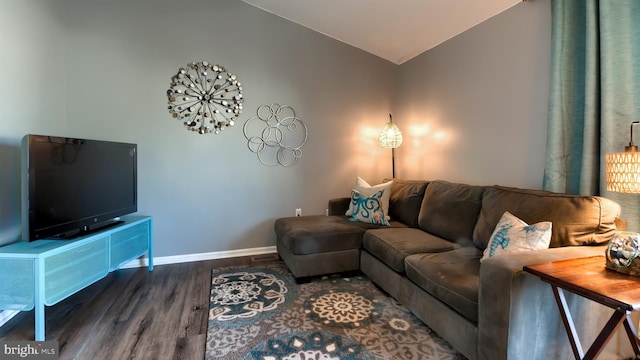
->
[242,0,523,64]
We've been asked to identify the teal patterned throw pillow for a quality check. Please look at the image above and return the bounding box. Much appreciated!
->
[345,177,393,220]
[348,189,390,226]
[481,211,552,261]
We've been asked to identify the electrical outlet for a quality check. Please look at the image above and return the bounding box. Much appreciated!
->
[295,208,302,217]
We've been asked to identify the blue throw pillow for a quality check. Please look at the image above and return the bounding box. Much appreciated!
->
[348,189,390,226]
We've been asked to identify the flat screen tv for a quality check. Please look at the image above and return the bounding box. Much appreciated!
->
[21,134,137,241]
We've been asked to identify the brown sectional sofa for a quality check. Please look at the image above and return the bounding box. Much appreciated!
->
[274,179,632,360]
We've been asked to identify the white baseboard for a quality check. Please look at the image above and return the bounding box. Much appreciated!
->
[0,246,279,328]
[119,245,278,268]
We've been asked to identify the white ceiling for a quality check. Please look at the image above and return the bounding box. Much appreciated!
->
[242,0,523,64]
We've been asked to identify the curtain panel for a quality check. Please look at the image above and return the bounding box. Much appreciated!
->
[543,0,640,230]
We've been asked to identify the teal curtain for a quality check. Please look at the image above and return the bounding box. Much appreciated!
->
[543,0,640,231]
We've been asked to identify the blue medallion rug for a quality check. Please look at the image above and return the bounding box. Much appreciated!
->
[205,262,466,360]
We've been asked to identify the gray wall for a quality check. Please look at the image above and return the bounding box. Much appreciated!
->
[0,1,68,246]
[0,0,396,254]
[0,0,552,256]
[394,0,551,189]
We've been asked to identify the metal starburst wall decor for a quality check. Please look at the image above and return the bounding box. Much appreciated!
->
[166,61,243,134]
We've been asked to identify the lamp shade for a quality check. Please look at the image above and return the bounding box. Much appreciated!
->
[605,150,640,193]
[605,121,640,194]
[379,116,403,149]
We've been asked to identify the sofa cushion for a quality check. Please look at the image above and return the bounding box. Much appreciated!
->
[417,180,485,243]
[385,179,429,227]
[405,247,482,322]
[275,215,380,255]
[473,186,621,249]
[362,228,460,273]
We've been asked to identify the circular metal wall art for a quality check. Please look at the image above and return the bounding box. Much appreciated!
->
[243,104,307,167]
[166,61,243,134]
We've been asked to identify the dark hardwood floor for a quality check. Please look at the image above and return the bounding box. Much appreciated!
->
[0,254,281,360]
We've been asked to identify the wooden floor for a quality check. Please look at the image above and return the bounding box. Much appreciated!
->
[0,254,281,360]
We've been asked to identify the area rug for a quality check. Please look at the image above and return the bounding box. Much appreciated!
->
[205,262,466,360]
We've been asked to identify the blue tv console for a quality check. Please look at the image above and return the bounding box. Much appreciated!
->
[0,215,153,340]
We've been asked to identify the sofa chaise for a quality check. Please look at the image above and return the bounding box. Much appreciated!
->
[275,179,634,360]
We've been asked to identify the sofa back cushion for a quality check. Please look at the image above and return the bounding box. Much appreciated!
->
[418,180,485,242]
[385,179,429,228]
[473,186,621,249]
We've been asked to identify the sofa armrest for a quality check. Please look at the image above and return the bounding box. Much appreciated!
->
[328,197,350,216]
[477,245,621,360]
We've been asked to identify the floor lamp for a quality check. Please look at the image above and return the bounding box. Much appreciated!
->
[378,114,403,178]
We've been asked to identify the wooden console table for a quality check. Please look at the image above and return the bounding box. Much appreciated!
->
[524,256,640,360]
[0,215,153,341]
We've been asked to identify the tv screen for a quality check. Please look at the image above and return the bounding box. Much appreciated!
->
[21,134,137,241]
